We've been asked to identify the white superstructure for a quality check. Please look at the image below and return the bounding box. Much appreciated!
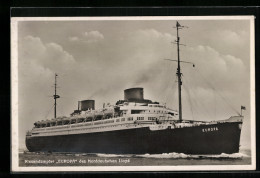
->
[27,102,179,137]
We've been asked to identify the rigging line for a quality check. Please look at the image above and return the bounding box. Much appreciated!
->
[182,74,213,119]
[164,64,176,104]
[167,74,177,97]
[182,78,194,120]
[165,62,175,86]
[166,59,177,94]
[162,75,173,102]
[194,68,240,115]
[59,104,65,117]
[159,62,172,101]
[44,104,55,119]
[166,75,178,108]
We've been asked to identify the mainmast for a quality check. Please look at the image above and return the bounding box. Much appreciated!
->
[176,21,183,122]
[53,73,60,118]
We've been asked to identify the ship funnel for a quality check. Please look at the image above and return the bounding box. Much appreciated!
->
[124,88,144,101]
[80,100,95,111]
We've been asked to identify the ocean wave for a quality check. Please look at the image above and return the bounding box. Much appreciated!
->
[206,152,250,158]
[96,153,132,158]
[96,152,250,159]
[137,152,192,159]
[137,152,250,159]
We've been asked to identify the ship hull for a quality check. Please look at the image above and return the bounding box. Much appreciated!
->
[26,122,242,154]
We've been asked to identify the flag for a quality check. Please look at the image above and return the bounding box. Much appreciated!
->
[241,106,246,110]
[176,21,181,27]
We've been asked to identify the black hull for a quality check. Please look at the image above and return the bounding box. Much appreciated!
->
[26,122,242,154]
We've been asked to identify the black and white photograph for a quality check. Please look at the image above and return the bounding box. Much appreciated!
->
[11,16,255,171]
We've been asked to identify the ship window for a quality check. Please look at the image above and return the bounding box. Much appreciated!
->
[128,117,133,121]
[121,118,125,122]
[94,122,103,125]
[168,112,174,116]
[86,117,93,122]
[71,119,76,124]
[63,120,70,125]
[95,115,103,121]
[105,114,113,119]
[116,119,120,122]
[131,110,142,114]
[137,117,144,120]
[77,118,84,123]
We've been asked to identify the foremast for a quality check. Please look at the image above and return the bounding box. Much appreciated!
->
[53,73,60,118]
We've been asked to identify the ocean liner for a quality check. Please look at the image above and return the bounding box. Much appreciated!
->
[25,22,244,155]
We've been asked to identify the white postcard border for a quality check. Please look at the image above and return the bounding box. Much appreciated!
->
[11,16,256,172]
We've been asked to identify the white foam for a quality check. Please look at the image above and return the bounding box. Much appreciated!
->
[137,152,250,159]
[96,153,132,158]
[205,152,250,158]
[137,152,197,159]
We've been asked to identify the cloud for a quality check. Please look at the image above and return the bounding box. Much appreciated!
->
[84,31,104,41]
[19,35,77,107]
[132,29,174,40]
[127,29,175,50]
[68,36,79,41]
[182,45,246,87]
[68,30,104,43]
[195,29,250,61]
[21,35,75,72]
[215,30,247,47]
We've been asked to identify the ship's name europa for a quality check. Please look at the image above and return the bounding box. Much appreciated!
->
[202,127,218,132]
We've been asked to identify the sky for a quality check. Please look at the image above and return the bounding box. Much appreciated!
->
[16,18,252,150]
